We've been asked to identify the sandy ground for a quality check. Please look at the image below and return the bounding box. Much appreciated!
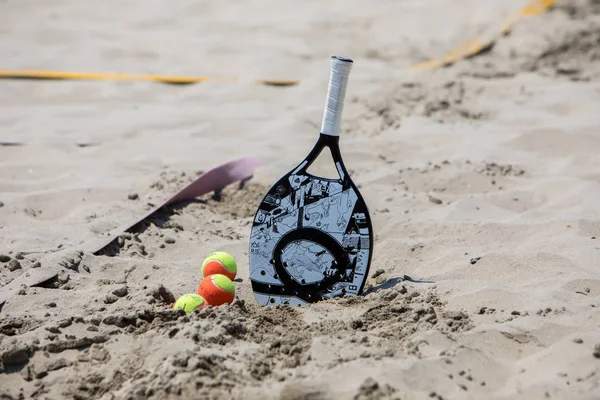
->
[1,0,600,399]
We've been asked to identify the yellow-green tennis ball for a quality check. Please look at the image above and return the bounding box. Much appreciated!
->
[202,251,237,280]
[197,274,235,306]
[172,294,206,314]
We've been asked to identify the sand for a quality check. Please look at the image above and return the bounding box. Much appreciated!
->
[1,0,600,398]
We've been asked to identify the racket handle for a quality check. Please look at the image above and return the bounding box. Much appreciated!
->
[320,56,353,137]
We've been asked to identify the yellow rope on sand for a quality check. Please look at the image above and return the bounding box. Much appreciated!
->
[0,69,299,86]
[409,0,557,71]
[0,0,556,85]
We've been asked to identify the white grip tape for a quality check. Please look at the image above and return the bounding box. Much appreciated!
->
[320,56,353,137]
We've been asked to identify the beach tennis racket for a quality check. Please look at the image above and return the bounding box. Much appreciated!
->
[249,56,373,306]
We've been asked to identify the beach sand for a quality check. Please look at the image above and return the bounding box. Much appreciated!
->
[1,0,600,398]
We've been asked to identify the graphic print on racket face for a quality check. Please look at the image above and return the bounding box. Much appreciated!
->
[249,56,373,306]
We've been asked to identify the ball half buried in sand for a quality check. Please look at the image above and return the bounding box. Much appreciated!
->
[172,294,206,314]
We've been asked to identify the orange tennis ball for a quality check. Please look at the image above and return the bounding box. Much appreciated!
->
[202,260,234,281]
[201,251,237,280]
[197,274,235,306]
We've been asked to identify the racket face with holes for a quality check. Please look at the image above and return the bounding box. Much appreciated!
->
[248,56,373,306]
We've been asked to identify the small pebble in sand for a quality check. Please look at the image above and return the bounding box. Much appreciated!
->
[0,254,11,263]
[164,237,176,244]
[371,269,385,279]
[593,343,600,358]
[112,286,128,298]
[58,319,72,328]
[15,253,24,260]
[31,261,41,268]
[45,325,61,334]
[128,193,139,200]
[428,195,443,205]
[8,259,22,271]
[470,257,481,265]
[35,370,48,380]
[511,311,521,316]
[573,338,583,344]
[149,284,176,304]
[0,201,4,207]
[104,294,118,304]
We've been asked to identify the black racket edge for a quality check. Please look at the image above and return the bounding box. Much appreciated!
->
[249,132,375,299]
[299,133,375,296]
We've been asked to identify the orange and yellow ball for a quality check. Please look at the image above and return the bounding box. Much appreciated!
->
[197,274,236,306]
